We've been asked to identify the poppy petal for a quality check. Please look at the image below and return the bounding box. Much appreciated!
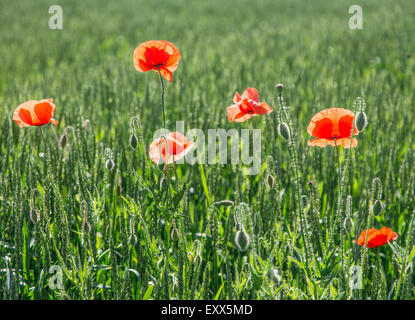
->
[356,227,397,248]
[17,108,35,126]
[34,102,54,124]
[149,132,194,164]
[133,40,181,81]
[233,92,241,104]
[158,67,173,82]
[241,88,259,102]
[13,99,57,127]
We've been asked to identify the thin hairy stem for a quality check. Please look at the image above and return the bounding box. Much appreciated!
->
[278,92,309,264]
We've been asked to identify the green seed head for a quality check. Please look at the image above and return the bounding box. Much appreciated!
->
[278,123,290,140]
[355,111,368,132]
[234,229,251,251]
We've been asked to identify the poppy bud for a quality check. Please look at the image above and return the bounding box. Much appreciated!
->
[170,226,179,242]
[373,200,383,215]
[278,123,290,140]
[30,209,40,224]
[234,228,251,252]
[343,217,354,232]
[105,159,114,171]
[213,200,234,207]
[265,174,275,189]
[355,111,368,132]
[275,83,284,94]
[129,134,138,150]
[157,158,165,171]
[59,132,68,149]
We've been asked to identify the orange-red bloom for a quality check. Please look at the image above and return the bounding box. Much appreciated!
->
[356,227,398,248]
[149,132,194,165]
[307,108,358,148]
[226,88,273,123]
[133,40,181,82]
[13,99,58,128]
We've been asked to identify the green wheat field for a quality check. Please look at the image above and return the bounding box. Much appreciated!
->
[1,0,415,300]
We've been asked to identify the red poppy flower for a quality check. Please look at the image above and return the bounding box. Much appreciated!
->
[13,99,58,128]
[133,40,181,82]
[226,88,273,123]
[355,227,398,248]
[307,108,359,148]
[149,132,194,165]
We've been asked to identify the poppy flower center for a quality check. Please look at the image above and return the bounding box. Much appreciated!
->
[238,99,257,113]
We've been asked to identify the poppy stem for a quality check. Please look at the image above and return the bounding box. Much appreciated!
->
[156,66,167,133]
[39,126,47,145]
[334,140,343,241]
[156,66,169,165]
[249,117,254,204]
[277,90,310,265]
[39,126,55,180]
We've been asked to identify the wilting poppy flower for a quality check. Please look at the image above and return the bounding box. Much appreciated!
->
[149,132,194,165]
[356,227,398,248]
[133,40,181,82]
[226,88,273,123]
[13,99,58,128]
[307,108,358,148]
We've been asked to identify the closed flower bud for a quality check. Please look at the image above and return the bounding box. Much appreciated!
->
[275,83,284,94]
[213,200,234,207]
[234,229,251,251]
[129,134,138,150]
[105,159,114,171]
[170,226,179,242]
[265,174,275,189]
[30,209,40,224]
[278,123,290,140]
[355,111,368,132]
[157,158,165,171]
[59,132,68,149]
[373,200,383,215]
